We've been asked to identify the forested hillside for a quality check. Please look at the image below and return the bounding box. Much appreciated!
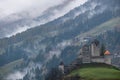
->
[0,0,120,80]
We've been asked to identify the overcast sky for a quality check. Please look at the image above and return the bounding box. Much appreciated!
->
[0,0,87,19]
[0,0,63,17]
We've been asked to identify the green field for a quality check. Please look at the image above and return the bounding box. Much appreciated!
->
[69,67,120,80]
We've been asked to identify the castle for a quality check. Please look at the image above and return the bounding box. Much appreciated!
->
[59,39,112,74]
[79,39,111,64]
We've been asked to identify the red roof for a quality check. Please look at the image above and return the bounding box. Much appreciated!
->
[104,50,110,55]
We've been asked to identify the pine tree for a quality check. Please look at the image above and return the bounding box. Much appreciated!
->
[100,43,106,56]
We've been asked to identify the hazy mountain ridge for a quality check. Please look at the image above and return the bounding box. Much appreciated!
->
[0,0,119,69]
[0,0,119,49]
[0,0,87,38]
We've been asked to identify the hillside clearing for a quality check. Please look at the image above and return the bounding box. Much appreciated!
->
[69,67,120,80]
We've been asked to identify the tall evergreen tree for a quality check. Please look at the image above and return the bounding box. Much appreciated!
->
[45,68,63,80]
[100,43,106,56]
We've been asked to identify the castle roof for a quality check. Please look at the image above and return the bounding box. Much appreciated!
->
[92,39,100,46]
[104,50,110,55]
[59,61,64,65]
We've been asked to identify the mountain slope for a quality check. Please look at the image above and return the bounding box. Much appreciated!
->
[0,0,119,67]
[76,17,120,39]
[0,0,120,80]
[0,0,120,49]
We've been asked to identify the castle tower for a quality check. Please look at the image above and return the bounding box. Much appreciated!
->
[58,61,64,74]
[81,45,91,63]
[91,39,100,57]
[104,50,111,64]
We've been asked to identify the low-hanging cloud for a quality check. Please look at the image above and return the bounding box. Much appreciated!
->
[6,71,26,80]
[0,0,67,18]
[0,0,88,38]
